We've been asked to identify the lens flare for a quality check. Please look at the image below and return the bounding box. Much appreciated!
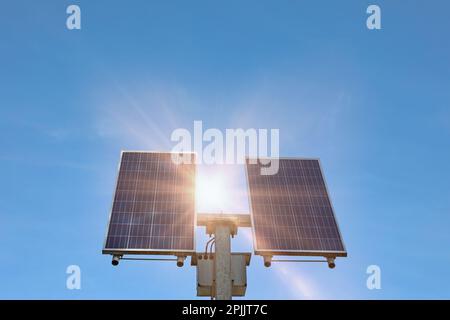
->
[196,173,228,212]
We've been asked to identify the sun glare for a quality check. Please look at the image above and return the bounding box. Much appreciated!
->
[196,171,228,213]
[195,164,250,214]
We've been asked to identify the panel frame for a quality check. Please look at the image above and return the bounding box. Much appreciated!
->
[245,157,347,258]
[102,150,197,257]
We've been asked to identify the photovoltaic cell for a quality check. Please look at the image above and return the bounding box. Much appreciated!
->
[103,151,196,255]
[246,158,346,257]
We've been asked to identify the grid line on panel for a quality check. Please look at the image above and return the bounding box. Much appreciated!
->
[148,153,161,248]
[281,162,301,250]
[125,152,141,249]
[169,159,177,249]
[301,160,324,251]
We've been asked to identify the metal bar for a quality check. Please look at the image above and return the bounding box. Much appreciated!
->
[121,258,177,261]
[214,224,232,300]
[197,213,252,228]
[272,259,327,263]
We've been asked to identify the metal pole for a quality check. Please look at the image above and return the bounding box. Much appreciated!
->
[214,224,232,300]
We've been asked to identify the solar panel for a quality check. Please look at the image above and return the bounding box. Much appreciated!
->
[103,151,196,256]
[246,158,347,257]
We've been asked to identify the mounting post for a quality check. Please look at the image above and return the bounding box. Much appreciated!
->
[214,224,232,300]
[196,213,251,300]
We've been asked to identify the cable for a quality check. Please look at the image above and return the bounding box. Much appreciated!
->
[209,239,216,259]
[204,237,215,253]
[204,237,215,259]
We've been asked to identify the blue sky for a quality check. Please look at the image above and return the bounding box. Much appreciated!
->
[1,1,449,299]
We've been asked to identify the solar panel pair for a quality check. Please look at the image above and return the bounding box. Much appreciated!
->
[103,152,346,260]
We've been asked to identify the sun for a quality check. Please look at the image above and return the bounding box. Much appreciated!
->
[196,170,228,213]
[195,164,250,214]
